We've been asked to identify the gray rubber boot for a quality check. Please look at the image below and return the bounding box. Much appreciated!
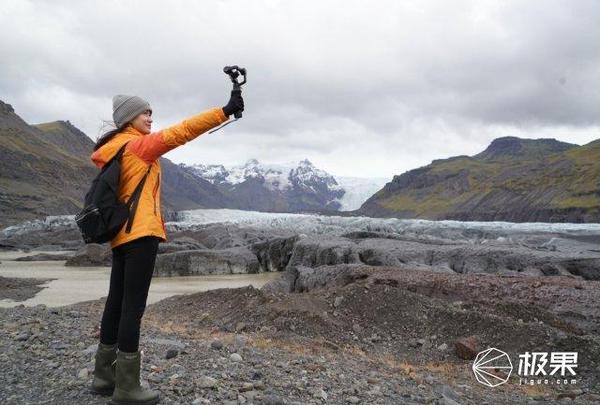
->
[90,342,117,395]
[109,349,160,405]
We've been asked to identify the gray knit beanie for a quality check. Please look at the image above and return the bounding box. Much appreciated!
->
[112,94,152,128]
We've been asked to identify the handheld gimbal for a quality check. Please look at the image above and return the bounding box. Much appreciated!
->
[223,65,247,119]
[208,65,247,134]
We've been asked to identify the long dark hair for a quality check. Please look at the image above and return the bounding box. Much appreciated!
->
[93,124,125,151]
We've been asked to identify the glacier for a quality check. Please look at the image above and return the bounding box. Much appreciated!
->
[3,209,600,249]
[170,208,600,234]
[334,176,390,211]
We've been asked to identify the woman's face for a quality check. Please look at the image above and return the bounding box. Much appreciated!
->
[130,109,153,135]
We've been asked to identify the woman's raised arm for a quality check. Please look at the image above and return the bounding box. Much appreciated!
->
[126,107,228,164]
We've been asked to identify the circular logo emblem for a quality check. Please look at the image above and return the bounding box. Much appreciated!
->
[472,348,513,387]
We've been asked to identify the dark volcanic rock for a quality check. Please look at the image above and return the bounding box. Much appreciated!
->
[262,235,600,293]
[171,224,292,250]
[154,247,261,276]
[64,244,111,267]
[559,258,600,280]
[286,236,361,268]
[288,264,375,293]
[250,235,300,272]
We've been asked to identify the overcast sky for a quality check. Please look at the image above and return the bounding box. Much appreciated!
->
[2,0,599,178]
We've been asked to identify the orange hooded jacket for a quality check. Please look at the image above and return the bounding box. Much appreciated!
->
[90,107,228,249]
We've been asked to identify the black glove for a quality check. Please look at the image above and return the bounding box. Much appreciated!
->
[222,89,244,117]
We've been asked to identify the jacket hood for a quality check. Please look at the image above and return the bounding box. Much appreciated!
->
[91,127,142,169]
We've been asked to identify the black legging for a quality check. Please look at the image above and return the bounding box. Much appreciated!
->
[99,235,160,352]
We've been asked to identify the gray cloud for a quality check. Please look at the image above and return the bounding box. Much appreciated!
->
[1,0,599,178]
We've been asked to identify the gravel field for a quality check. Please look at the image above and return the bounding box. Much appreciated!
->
[2,266,599,404]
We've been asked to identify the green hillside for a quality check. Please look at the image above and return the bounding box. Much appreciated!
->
[358,136,600,223]
[0,102,97,228]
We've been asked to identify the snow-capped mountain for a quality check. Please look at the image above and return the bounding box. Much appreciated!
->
[180,159,388,213]
[187,158,338,190]
[181,158,343,213]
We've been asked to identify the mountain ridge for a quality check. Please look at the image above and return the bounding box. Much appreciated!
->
[0,100,236,227]
[357,135,600,222]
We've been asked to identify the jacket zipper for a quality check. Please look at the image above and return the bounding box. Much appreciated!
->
[153,173,160,215]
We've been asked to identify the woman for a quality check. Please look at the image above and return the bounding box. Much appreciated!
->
[88,91,244,405]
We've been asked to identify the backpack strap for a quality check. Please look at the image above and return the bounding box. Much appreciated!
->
[114,142,128,161]
[124,164,152,233]
[107,141,152,234]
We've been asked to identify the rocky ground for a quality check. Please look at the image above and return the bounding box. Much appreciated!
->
[0,275,55,302]
[1,265,599,404]
[2,217,600,403]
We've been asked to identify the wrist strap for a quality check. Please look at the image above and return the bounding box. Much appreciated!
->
[208,118,238,134]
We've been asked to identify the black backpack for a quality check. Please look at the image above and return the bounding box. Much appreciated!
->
[75,142,151,244]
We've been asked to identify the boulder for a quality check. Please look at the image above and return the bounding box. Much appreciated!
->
[64,244,111,267]
[455,335,479,360]
[154,247,260,276]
